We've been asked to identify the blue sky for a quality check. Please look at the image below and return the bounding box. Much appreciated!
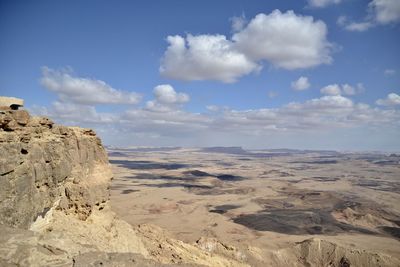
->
[1,0,399,150]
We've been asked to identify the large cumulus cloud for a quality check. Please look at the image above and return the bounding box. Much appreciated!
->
[160,10,333,83]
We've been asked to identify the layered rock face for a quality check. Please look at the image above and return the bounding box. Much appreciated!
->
[0,109,111,228]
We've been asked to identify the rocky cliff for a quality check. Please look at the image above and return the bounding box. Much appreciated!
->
[0,109,111,228]
[0,107,249,267]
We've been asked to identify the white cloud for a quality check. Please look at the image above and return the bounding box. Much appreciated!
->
[337,16,374,32]
[35,69,400,149]
[206,105,219,112]
[118,104,212,140]
[302,95,354,109]
[41,67,141,105]
[339,0,400,32]
[320,83,364,96]
[321,84,342,95]
[31,101,116,126]
[345,21,374,32]
[34,92,400,148]
[356,83,366,93]
[291,76,310,91]
[153,84,189,104]
[160,10,333,82]
[342,84,356,95]
[216,96,355,132]
[308,0,341,8]
[337,16,347,26]
[233,10,332,70]
[369,0,400,24]
[384,69,396,76]
[159,34,260,83]
[268,91,278,99]
[231,14,247,32]
[145,84,190,112]
[286,95,354,114]
[376,93,400,106]
[213,95,399,134]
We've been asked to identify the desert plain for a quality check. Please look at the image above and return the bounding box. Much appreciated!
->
[109,147,400,266]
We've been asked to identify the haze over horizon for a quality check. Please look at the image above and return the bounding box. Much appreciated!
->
[1,0,399,151]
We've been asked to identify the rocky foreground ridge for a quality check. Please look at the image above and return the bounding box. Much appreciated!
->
[0,100,399,266]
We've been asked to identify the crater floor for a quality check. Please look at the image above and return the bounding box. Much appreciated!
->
[109,147,400,265]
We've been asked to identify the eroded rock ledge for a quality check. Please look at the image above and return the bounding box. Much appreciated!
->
[0,109,111,228]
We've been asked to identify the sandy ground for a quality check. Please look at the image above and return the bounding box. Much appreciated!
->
[109,147,400,262]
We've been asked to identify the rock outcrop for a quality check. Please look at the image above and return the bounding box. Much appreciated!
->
[0,107,249,267]
[269,238,400,267]
[0,108,110,228]
[0,96,24,110]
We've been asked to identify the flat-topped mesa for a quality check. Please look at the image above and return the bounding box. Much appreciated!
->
[0,106,112,228]
[0,96,24,110]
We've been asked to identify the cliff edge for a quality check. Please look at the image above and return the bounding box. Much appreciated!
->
[0,108,111,228]
[0,101,248,267]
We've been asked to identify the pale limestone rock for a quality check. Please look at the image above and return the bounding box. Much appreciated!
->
[268,238,400,267]
[0,110,111,228]
[0,96,24,110]
[73,252,177,267]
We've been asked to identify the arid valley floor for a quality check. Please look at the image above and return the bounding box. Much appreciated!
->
[109,147,400,266]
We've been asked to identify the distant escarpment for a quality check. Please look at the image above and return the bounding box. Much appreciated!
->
[0,104,249,267]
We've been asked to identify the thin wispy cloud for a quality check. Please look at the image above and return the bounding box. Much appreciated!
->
[307,0,342,8]
[230,14,247,32]
[268,91,278,99]
[384,69,396,76]
[337,16,374,32]
[338,0,400,32]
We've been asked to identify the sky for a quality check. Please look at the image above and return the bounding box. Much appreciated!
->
[0,0,399,151]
